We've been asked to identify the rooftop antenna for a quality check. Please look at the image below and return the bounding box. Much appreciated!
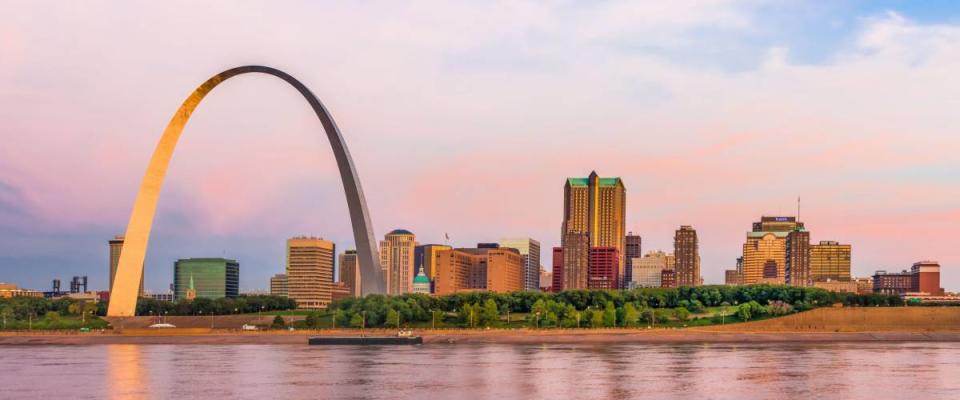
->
[797,195,801,222]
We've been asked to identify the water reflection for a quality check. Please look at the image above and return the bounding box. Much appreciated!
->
[107,344,147,400]
[1,342,958,400]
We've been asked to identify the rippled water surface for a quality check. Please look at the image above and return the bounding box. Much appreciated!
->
[3,342,959,399]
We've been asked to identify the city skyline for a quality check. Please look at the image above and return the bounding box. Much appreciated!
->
[2,2,958,292]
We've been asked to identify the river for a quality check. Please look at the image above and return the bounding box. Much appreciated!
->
[2,342,958,399]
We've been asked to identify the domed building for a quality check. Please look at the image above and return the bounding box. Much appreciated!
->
[412,265,432,294]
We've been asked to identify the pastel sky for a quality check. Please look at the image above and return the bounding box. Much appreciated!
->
[1,1,958,292]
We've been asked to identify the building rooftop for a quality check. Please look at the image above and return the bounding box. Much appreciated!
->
[387,228,414,236]
[566,177,622,187]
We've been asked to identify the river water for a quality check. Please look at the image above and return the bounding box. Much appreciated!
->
[2,342,958,399]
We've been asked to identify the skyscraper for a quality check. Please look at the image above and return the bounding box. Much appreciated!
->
[379,229,416,295]
[551,247,563,293]
[109,235,143,296]
[561,171,626,287]
[810,240,851,282]
[499,238,541,291]
[624,233,642,288]
[287,236,335,309]
[742,217,803,285]
[270,273,288,297]
[173,258,239,300]
[785,229,811,286]
[562,232,589,290]
[588,247,620,289]
[338,250,360,298]
[674,225,700,287]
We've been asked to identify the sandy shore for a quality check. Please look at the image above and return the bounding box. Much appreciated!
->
[2,329,959,345]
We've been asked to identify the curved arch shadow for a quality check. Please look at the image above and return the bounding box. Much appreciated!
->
[107,65,384,317]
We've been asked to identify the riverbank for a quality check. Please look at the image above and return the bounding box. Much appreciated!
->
[3,307,958,345]
[2,329,960,345]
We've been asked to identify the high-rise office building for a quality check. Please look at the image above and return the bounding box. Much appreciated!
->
[624,233,642,289]
[674,225,700,287]
[270,273,288,297]
[810,241,852,282]
[379,229,416,295]
[742,217,803,285]
[338,250,360,298]
[413,244,452,282]
[561,171,626,287]
[287,236,335,309]
[434,244,523,295]
[561,232,589,290]
[499,238,541,291]
[588,247,620,289]
[173,258,239,300]
[109,235,143,296]
[785,230,811,286]
[551,247,563,293]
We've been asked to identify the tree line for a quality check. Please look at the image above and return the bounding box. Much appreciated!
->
[319,285,904,329]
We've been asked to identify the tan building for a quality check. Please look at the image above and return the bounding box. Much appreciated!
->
[631,250,672,288]
[379,229,416,295]
[331,282,352,302]
[338,250,360,298]
[561,171,626,286]
[853,277,874,295]
[561,232,589,290]
[741,217,804,285]
[725,269,741,286]
[434,245,523,295]
[743,232,788,284]
[813,279,858,293]
[810,241,851,282]
[539,266,552,291]
[269,273,288,297]
[414,244,451,281]
[0,283,43,298]
[286,236,335,309]
[109,235,143,296]
[674,225,700,287]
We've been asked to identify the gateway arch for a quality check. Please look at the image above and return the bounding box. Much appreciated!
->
[107,65,384,317]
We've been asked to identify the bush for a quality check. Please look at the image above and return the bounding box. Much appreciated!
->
[271,315,286,329]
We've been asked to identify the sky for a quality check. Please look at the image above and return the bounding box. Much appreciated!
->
[1,0,959,293]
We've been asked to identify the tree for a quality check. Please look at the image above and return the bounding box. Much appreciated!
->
[333,309,347,328]
[386,308,400,328]
[674,307,691,322]
[642,309,656,326]
[45,311,61,322]
[1,306,13,329]
[349,312,364,328]
[304,312,320,328]
[602,302,616,327]
[271,315,286,329]
[589,309,604,327]
[481,299,499,327]
[623,303,639,328]
[736,303,752,321]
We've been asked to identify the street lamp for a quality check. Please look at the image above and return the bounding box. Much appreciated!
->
[535,311,541,329]
[361,311,367,337]
[431,309,436,330]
